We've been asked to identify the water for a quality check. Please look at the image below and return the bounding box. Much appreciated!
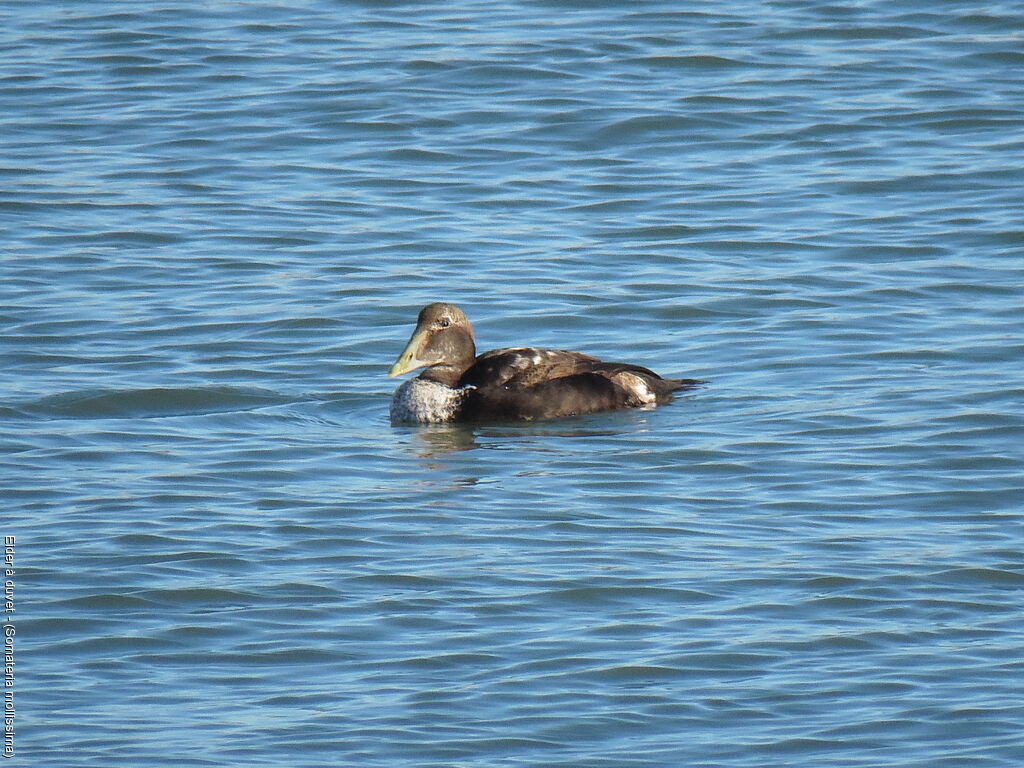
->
[3,1,1024,766]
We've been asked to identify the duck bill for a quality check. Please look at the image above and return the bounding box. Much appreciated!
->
[388,327,433,377]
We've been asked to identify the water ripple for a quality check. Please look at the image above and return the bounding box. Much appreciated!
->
[4,1,1024,767]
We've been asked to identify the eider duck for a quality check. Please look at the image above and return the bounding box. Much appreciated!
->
[388,303,701,424]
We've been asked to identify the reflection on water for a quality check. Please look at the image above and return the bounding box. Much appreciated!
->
[404,423,482,457]
[395,408,677,459]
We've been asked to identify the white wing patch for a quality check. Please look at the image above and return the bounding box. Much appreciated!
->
[612,371,657,406]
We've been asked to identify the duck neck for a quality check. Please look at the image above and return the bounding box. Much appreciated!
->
[419,363,468,388]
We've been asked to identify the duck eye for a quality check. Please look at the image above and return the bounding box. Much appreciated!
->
[438,318,451,328]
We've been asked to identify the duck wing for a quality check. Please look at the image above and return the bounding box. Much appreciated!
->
[459,347,602,389]
[456,347,702,421]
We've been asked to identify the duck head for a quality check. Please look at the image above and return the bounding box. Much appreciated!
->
[388,302,477,386]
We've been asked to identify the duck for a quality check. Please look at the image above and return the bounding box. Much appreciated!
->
[388,303,701,424]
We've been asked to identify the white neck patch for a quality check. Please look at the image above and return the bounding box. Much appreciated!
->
[390,378,472,424]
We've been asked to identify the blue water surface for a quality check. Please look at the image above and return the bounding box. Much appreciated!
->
[2,1,1023,766]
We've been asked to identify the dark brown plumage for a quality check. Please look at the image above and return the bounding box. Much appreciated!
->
[388,302,702,424]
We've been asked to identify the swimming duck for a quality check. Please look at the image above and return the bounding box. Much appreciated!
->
[388,303,701,424]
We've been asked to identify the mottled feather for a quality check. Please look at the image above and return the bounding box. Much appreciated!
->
[460,347,601,389]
